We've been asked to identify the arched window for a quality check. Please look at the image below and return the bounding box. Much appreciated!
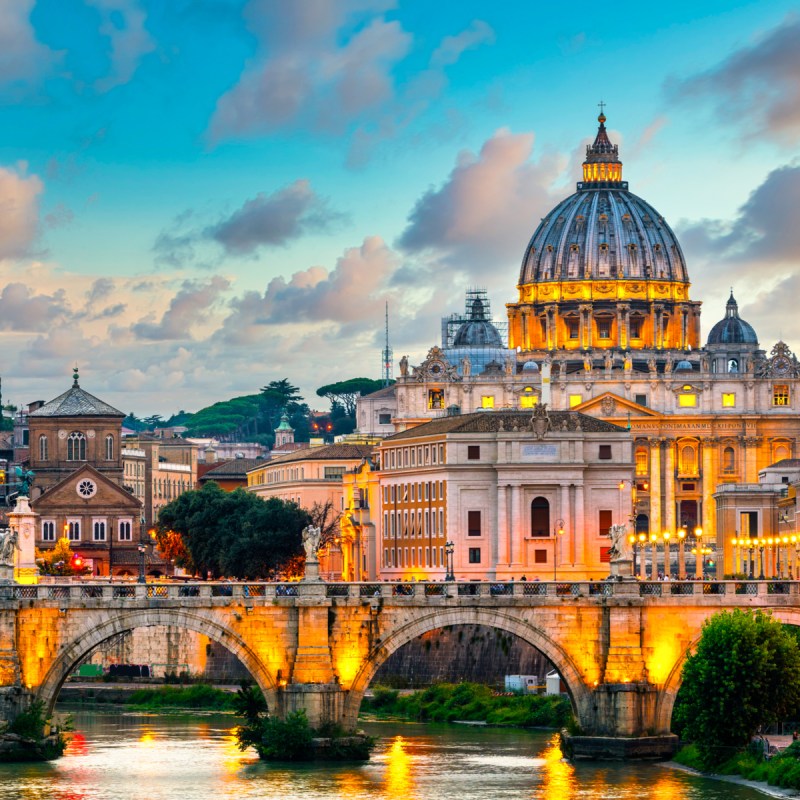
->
[774,443,791,463]
[38,434,48,461]
[728,358,739,373]
[723,446,736,473]
[679,444,697,476]
[530,497,550,537]
[67,431,86,461]
[105,434,114,460]
[635,513,650,535]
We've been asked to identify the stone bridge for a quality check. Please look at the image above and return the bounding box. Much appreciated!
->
[2,578,799,751]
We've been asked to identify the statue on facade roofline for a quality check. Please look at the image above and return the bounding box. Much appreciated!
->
[399,355,409,376]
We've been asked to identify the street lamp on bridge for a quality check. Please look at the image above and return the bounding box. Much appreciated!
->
[444,541,455,581]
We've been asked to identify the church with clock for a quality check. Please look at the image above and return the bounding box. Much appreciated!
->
[358,112,800,579]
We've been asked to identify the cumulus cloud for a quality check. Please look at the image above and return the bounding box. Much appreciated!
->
[0,283,70,331]
[0,1,55,88]
[208,180,346,255]
[223,236,397,333]
[430,20,494,68]
[209,1,408,139]
[398,128,565,275]
[132,276,231,340]
[0,164,44,258]
[666,15,800,147]
[87,0,156,92]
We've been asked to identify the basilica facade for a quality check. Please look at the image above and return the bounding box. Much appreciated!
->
[358,112,800,578]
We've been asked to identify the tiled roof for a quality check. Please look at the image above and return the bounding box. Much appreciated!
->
[383,410,627,441]
[200,458,264,479]
[30,384,125,417]
[361,384,396,400]
[249,443,374,470]
[766,459,800,469]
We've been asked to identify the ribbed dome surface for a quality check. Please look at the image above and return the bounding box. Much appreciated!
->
[707,292,758,345]
[452,295,503,347]
[519,189,688,285]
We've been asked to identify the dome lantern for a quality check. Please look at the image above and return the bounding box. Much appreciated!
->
[580,110,625,189]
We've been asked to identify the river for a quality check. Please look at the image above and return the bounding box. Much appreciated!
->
[0,710,767,800]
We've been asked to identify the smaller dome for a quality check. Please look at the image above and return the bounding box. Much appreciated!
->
[707,292,758,346]
[452,294,503,347]
[675,360,693,372]
[522,361,539,372]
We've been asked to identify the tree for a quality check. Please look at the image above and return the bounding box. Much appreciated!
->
[155,482,310,579]
[308,500,341,550]
[316,378,385,418]
[36,537,91,576]
[673,609,800,767]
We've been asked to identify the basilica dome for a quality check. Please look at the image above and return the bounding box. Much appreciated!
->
[707,292,758,346]
[452,296,503,347]
[519,114,688,286]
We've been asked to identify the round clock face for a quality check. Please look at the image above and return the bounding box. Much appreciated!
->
[430,362,443,375]
[774,356,791,375]
[76,479,97,499]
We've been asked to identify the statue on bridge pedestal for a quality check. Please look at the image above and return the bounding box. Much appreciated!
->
[0,529,19,565]
[607,524,634,579]
[302,525,323,582]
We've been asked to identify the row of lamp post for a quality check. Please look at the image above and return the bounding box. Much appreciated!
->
[627,526,706,579]
[731,535,798,580]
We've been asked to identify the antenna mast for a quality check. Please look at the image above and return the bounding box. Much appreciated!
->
[381,302,393,387]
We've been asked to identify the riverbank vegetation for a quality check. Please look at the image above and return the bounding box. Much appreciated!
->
[360,682,572,728]
[233,686,374,761]
[0,700,67,762]
[672,609,800,788]
[126,684,236,710]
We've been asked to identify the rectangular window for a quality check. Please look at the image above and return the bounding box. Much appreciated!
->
[324,466,346,480]
[467,510,481,537]
[567,320,579,339]
[773,385,790,406]
[600,546,612,563]
[481,395,495,409]
[599,445,612,460]
[534,549,548,564]
[428,389,444,409]
[119,520,132,541]
[467,445,480,460]
[569,394,583,408]
[378,413,391,425]
[598,321,611,339]
[598,510,613,538]
[424,483,429,500]
[634,394,647,407]
[468,547,481,564]
[722,393,735,408]
[93,520,107,542]
[439,444,444,463]
[678,393,697,408]
[519,395,537,408]
[67,520,81,541]
[740,511,758,537]
[629,318,643,339]
[41,520,56,542]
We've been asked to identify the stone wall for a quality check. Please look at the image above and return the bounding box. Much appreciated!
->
[373,624,553,688]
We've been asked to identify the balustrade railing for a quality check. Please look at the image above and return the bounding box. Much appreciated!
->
[5,579,800,604]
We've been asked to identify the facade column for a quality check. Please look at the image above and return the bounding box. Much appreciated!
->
[560,484,571,571]
[702,438,716,541]
[617,303,630,350]
[743,436,759,483]
[510,485,521,567]
[664,439,676,535]
[653,304,664,349]
[497,484,509,570]
[574,483,586,566]
[649,439,662,537]
[547,305,558,350]
[578,306,586,350]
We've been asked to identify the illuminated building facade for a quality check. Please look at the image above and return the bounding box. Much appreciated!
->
[375,408,633,581]
[358,112,800,575]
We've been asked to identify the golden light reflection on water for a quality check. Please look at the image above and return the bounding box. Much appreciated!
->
[137,729,157,747]
[385,735,417,800]
[540,733,575,799]
[220,728,249,777]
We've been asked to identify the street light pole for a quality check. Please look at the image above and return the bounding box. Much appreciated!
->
[137,514,148,584]
[694,527,703,579]
[553,519,565,581]
[445,541,454,581]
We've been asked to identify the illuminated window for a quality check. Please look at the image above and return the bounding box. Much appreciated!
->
[629,317,643,339]
[520,394,537,409]
[680,444,697,475]
[569,394,583,408]
[773,385,790,406]
[428,389,444,409]
[597,319,611,339]
[566,319,579,339]
[481,395,495,409]
[722,393,735,408]
[635,448,648,476]
[678,393,697,408]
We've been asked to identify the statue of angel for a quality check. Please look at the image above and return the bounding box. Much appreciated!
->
[302,525,322,561]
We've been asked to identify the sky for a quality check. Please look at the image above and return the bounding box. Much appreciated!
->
[0,0,798,416]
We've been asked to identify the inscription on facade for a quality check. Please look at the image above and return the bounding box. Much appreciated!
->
[521,444,559,461]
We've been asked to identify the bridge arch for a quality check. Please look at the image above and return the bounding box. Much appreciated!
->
[37,608,277,716]
[341,607,592,729]
[655,607,800,734]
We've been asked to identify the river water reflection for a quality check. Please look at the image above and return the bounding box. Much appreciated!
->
[0,710,767,800]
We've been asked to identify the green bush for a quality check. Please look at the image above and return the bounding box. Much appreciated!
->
[127,684,236,710]
[10,700,47,739]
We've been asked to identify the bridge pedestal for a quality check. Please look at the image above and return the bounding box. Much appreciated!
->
[276,684,344,729]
